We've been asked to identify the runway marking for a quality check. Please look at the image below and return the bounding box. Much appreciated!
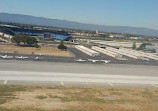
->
[3,80,7,85]
[107,83,114,87]
[152,84,158,88]
[60,81,64,86]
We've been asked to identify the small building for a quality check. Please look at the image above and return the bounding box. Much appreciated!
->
[109,34,125,39]
[96,30,99,34]
[130,37,147,41]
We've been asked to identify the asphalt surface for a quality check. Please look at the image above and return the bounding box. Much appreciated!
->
[0,46,158,87]
[69,47,158,66]
[0,47,158,66]
[0,60,158,87]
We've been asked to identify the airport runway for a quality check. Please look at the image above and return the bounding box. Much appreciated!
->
[0,60,158,87]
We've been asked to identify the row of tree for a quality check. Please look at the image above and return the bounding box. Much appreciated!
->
[12,34,67,50]
[133,42,156,53]
[133,42,152,50]
[11,34,38,46]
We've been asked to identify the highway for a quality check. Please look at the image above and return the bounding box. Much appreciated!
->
[0,60,158,87]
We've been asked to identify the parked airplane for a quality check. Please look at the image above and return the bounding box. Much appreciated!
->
[74,59,86,62]
[88,59,99,63]
[35,57,42,60]
[0,55,13,59]
[15,56,29,59]
[140,57,150,61]
[100,60,111,64]
[153,53,158,56]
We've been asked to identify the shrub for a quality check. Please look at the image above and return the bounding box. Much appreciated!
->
[34,42,39,48]
[58,41,67,50]
[137,43,152,50]
[132,42,136,49]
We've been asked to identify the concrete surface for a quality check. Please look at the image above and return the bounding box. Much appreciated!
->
[0,60,158,87]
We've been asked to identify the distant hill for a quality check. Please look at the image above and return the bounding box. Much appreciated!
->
[0,12,158,37]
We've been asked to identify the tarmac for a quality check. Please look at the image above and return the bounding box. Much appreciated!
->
[0,47,158,66]
[0,60,158,87]
[0,47,158,87]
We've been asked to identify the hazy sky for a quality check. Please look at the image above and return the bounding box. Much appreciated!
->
[0,0,158,30]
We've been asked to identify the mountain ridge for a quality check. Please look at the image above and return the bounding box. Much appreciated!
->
[0,12,158,37]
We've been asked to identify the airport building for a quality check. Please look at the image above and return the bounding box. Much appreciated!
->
[0,25,72,41]
[109,34,125,39]
[90,40,141,48]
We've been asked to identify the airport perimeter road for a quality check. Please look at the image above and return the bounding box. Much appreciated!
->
[0,60,158,87]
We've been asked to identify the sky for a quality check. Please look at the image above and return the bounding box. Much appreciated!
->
[0,0,158,30]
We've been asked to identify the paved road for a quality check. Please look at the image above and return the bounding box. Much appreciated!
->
[0,60,158,87]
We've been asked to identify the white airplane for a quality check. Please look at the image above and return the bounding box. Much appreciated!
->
[141,57,150,61]
[35,57,42,60]
[74,59,86,62]
[153,53,158,56]
[88,59,99,63]
[0,55,13,59]
[100,60,111,64]
[15,56,29,59]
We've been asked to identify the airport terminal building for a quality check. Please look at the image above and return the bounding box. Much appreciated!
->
[0,25,72,41]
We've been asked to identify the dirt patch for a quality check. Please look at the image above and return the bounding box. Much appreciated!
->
[1,91,80,111]
[0,86,158,111]
[0,45,73,57]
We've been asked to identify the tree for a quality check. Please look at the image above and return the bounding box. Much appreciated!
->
[26,36,37,46]
[58,41,67,50]
[150,49,156,53]
[132,42,136,49]
[12,34,37,46]
[137,43,152,50]
[11,34,22,45]
[34,41,39,49]
[21,34,29,45]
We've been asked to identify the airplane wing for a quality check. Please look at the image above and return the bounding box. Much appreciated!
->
[5,56,13,59]
[74,59,86,62]
[100,60,111,63]
[35,57,42,60]
[141,58,150,61]
[80,60,86,62]
[88,59,99,62]
[15,56,22,59]
[23,57,29,59]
